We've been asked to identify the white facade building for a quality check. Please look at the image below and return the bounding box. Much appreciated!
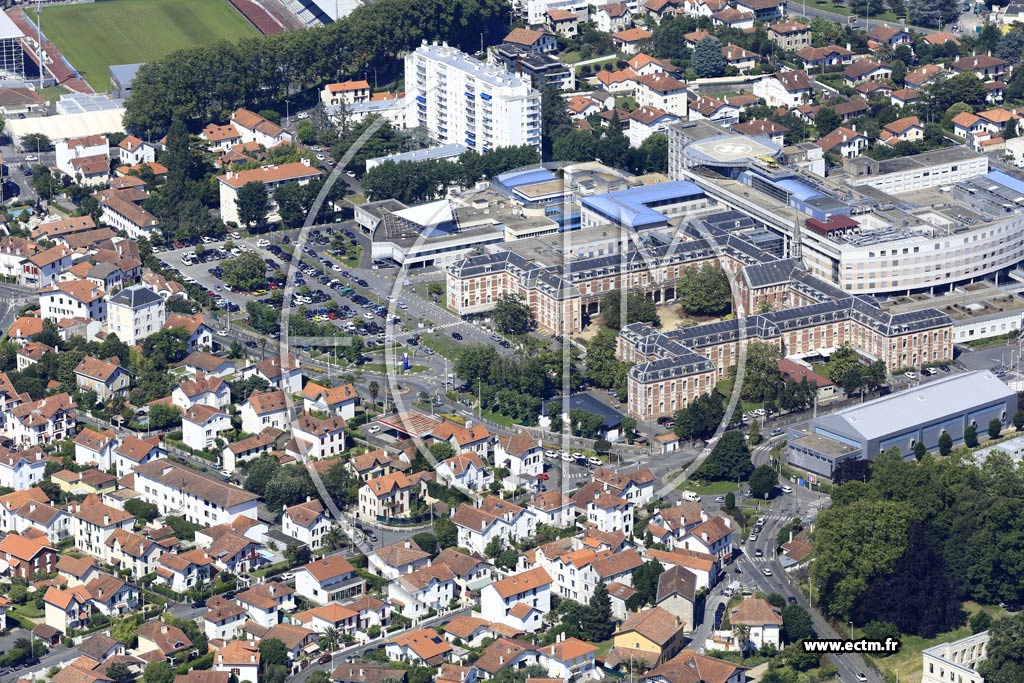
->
[405,43,542,153]
[133,460,259,526]
[106,285,165,346]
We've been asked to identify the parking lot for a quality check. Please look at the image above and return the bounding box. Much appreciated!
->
[156,225,410,347]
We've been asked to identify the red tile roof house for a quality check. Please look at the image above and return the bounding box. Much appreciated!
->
[0,532,57,579]
[777,358,841,403]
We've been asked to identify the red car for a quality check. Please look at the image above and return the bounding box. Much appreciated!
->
[318,654,332,665]
[538,473,549,481]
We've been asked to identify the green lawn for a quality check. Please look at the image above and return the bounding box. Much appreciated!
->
[798,0,901,21]
[32,0,258,91]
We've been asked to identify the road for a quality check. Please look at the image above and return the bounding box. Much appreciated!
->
[289,606,472,683]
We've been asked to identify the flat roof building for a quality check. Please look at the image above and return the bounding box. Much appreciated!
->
[788,371,1017,477]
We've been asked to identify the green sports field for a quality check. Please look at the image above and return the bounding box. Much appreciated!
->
[31,0,259,91]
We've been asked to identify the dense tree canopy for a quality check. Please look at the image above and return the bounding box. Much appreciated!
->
[601,289,660,330]
[124,0,512,135]
[679,264,731,316]
[695,430,753,482]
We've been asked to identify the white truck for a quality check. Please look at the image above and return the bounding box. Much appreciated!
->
[680,490,701,502]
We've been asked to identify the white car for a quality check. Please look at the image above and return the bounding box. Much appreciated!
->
[544,449,558,458]
[367,424,381,434]
[781,485,793,494]
[904,371,917,379]
[588,456,602,467]
[561,452,575,463]
[24,155,38,162]
[856,675,868,683]
[748,532,758,542]
[257,239,270,247]
[761,567,773,577]
[217,330,229,337]
[297,112,310,120]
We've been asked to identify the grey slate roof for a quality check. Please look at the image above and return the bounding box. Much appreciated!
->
[109,284,162,309]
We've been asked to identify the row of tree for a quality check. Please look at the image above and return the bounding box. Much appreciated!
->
[124,0,511,135]
[362,146,540,204]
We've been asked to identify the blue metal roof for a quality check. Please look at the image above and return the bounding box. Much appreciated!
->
[581,181,705,229]
[986,170,1024,195]
[776,178,824,202]
[494,168,557,189]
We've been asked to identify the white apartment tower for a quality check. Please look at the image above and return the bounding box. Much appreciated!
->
[405,42,542,153]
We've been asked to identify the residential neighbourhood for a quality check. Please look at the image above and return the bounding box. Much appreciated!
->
[0,3,1020,683]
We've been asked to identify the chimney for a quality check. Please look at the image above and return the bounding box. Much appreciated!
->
[104,514,110,525]
[161,624,168,634]
[404,539,412,549]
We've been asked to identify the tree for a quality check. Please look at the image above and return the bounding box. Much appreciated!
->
[296,119,317,145]
[21,133,52,152]
[965,424,978,448]
[236,181,270,227]
[860,621,901,651]
[782,605,814,641]
[631,560,664,607]
[938,431,953,456]
[1016,410,1024,432]
[815,107,841,136]
[622,416,638,443]
[124,499,160,523]
[493,293,533,335]
[913,441,927,461]
[143,661,174,683]
[285,544,312,567]
[977,613,1024,683]
[222,252,267,292]
[582,582,615,641]
[411,533,438,555]
[601,288,660,330]
[696,431,753,482]
[541,84,573,156]
[259,639,289,668]
[748,464,777,498]
[552,130,598,162]
[970,610,992,634]
[429,440,456,462]
[679,264,731,316]
[811,499,912,619]
[740,342,782,403]
[724,491,735,510]
[853,521,962,638]
[244,455,281,497]
[148,403,182,430]
[693,37,727,78]
[247,301,280,334]
[988,418,1002,441]
[433,516,458,549]
[368,381,380,408]
[107,663,134,683]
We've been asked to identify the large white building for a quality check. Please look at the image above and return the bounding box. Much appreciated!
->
[133,460,259,526]
[922,632,988,683]
[405,43,542,153]
[106,285,165,345]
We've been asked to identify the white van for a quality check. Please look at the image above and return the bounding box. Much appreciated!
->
[680,490,701,502]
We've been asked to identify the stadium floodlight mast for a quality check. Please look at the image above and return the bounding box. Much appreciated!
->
[37,0,42,90]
